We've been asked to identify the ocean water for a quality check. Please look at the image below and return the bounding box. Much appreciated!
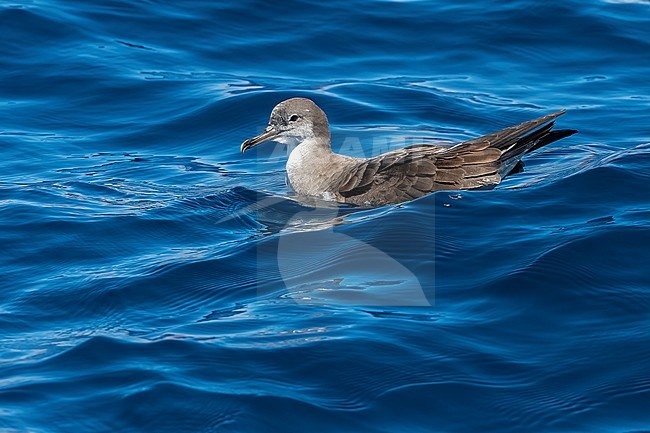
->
[1,0,650,431]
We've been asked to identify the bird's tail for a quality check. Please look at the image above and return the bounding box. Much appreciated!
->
[499,119,578,177]
[525,128,579,154]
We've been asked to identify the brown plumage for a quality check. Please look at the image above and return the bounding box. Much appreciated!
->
[241,98,578,206]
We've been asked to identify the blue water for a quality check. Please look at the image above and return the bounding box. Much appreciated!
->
[2,0,650,431]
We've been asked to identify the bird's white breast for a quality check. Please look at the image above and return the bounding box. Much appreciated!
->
[285,140,309,192]
[285,138,335,197]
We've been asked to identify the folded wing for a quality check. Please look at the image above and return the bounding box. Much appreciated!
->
[337,110,577,205]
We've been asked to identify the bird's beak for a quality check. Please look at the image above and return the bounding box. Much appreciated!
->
[241,126,280,154]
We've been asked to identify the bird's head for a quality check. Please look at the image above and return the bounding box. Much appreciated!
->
[241,98,330,153]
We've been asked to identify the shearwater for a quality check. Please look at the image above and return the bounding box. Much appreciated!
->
[241,98,577,206]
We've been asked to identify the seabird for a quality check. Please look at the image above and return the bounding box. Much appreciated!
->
[241,98,577,206]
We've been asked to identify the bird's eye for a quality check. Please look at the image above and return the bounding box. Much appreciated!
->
[289,114,300,122]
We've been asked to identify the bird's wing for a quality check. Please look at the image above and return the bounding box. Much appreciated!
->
[337,111,569,205]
